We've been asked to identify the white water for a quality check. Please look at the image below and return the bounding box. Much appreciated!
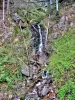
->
[38,24,43,53]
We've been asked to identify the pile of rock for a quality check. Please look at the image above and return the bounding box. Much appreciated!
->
[21,60,41,79]
[25,77,57,100]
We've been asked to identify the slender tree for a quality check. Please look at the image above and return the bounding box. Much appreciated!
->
[3,0,5,24]
[7,0,9,15]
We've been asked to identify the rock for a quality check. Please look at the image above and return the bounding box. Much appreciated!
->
[3,93,8,100]
[41,85,49,96]
[33,74,38,79]
[41,79,47,85]
[0,93,3,100]
[36,82,42,87]
[13,13,21,24]
[58,16,68,31]
[9,95,13,99]
[25,92,40,100]
[52,32,60,39]
[53,24,58,31]
[38,54,47,65]
[21,64,30,77]
[13,98,20,100]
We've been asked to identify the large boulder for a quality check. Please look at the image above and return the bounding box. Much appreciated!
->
[21,64,30,77]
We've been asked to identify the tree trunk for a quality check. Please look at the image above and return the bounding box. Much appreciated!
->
[7,0,9,15]
[3,0,5,24]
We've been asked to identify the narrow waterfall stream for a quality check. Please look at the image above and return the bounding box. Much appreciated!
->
[21,23,57,100]
[38,24,43,54]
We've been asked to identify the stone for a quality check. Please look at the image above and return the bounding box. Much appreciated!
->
[3,93,8,100]
[0,93,3,100]
[21,64,30,77]
[9,95,13,99]
[53,24,58,31]
[25,92,40,100]
[52,32,60,39]
[13,98,20,100]
[58,16,68,31]
[41,85,49,96]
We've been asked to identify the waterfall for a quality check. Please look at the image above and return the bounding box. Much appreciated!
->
[38,24,43,53]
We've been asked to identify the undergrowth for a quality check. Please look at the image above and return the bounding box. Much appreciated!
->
[48,29,75,100]
[0,30,31,91]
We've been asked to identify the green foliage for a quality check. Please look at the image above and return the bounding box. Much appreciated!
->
[48,29,75,99]
[13,25,30,37]
[0,36,29,89]
[29,8,46,23]
[13,26,21,34]
[0,45,22,84]
[22,27,30,35]
[17,7,46,24]
[58,81,75,100]
[48,30,75,82]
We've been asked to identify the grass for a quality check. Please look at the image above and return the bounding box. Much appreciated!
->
[47,29,75,100]
[0,28,30,91]
[0,44,23,89]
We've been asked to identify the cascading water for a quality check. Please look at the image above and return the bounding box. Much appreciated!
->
[31,23,46,57]
[38,24,43,54]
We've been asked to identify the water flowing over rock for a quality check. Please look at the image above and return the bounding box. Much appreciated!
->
[30,23,46,55]
[21,23,48,78]
[20,23,57,100]
[24,77,56,100]
[38,24,43,54]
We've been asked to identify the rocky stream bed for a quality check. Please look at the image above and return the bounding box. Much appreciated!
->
[0,23,58,100]
[0,3,75,99]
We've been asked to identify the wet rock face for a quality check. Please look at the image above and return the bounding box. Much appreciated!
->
[30,24,46,53]
[25,92,40,100]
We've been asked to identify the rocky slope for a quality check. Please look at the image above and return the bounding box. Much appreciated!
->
[0,1,75,100]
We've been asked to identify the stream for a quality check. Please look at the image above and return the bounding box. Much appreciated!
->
[12,23,57,100]
[21,23,57,100]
